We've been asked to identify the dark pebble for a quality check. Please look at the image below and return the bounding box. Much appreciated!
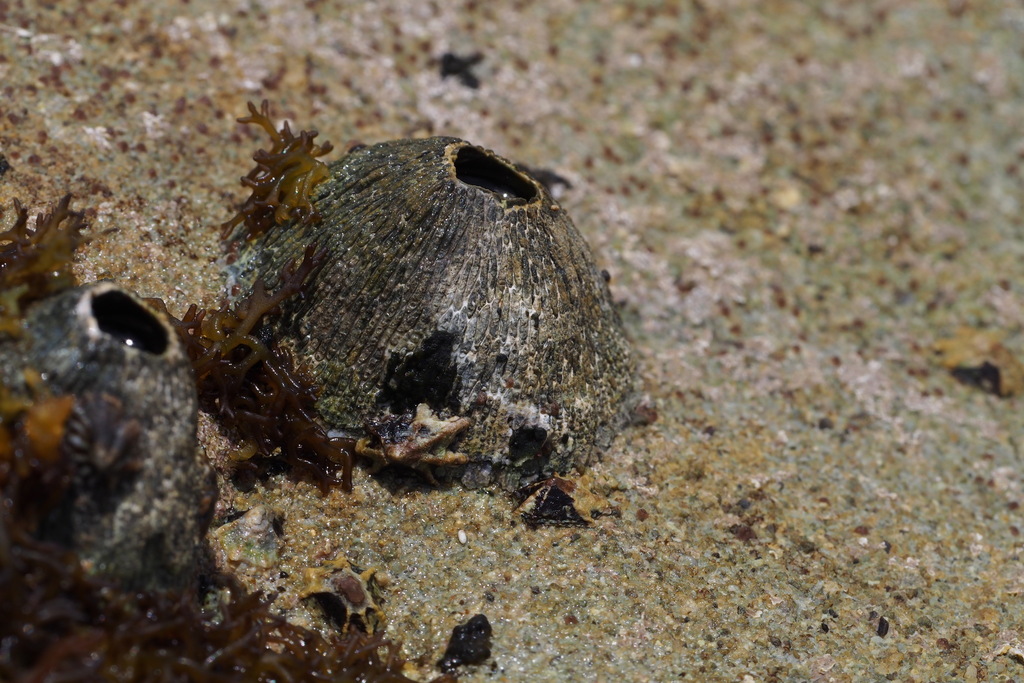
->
[438,614,493,673]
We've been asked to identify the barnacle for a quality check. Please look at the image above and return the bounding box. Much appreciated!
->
[300,557,386,635]
[231,136,639,489]
[0,194,87,336]
[0,440,436,682]
[221,100,334,241]
[0,282,213,590]
[152,245,353,492]
[0,193,213,590]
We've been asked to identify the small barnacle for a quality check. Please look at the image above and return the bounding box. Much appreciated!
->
[151,245,353,492]
[230,136,639,489]
[221,100,334,240]
[0,281,214,590]
[300,557,386,635]
[213,505,281,569]
[512,476,607,527]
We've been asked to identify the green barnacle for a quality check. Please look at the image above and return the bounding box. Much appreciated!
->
[229,136,639,489]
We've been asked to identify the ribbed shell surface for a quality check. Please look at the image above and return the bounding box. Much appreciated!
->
[233,137,636,489]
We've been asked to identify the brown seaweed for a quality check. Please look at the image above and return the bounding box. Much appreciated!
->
[150,245,353,492]
[0,195,87,336]
[221,100,334,241]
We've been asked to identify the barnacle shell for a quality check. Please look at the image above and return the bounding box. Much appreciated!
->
[231,137,636,489]
[0,282,214,589]
[299,557,385,635]
[513,476,606,527]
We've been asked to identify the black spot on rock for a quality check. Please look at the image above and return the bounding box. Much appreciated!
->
[494,352,509,375]
[438,614,493,673]
[440,52,484,89]
[0,154,10,179]
[379,330,460,413]
[509,425,548,461]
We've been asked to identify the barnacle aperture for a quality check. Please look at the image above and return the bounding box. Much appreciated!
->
[231,137,636,489]
[0,282,214,590]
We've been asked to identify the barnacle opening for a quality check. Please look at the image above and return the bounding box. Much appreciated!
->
[453,146,538,204]
[91,290,169,354]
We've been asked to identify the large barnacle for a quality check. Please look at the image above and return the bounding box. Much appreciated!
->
[230,137,639,489]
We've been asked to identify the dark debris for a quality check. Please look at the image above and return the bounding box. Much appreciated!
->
[440,52,484,89]
[438,614,493,673]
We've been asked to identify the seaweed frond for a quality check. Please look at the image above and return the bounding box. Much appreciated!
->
[150,245,352,492]
[221,100,334,241]
[0,195,87,336]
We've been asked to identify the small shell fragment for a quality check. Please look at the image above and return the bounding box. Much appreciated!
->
[932,327,1024,397]
[512,476,606,527]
